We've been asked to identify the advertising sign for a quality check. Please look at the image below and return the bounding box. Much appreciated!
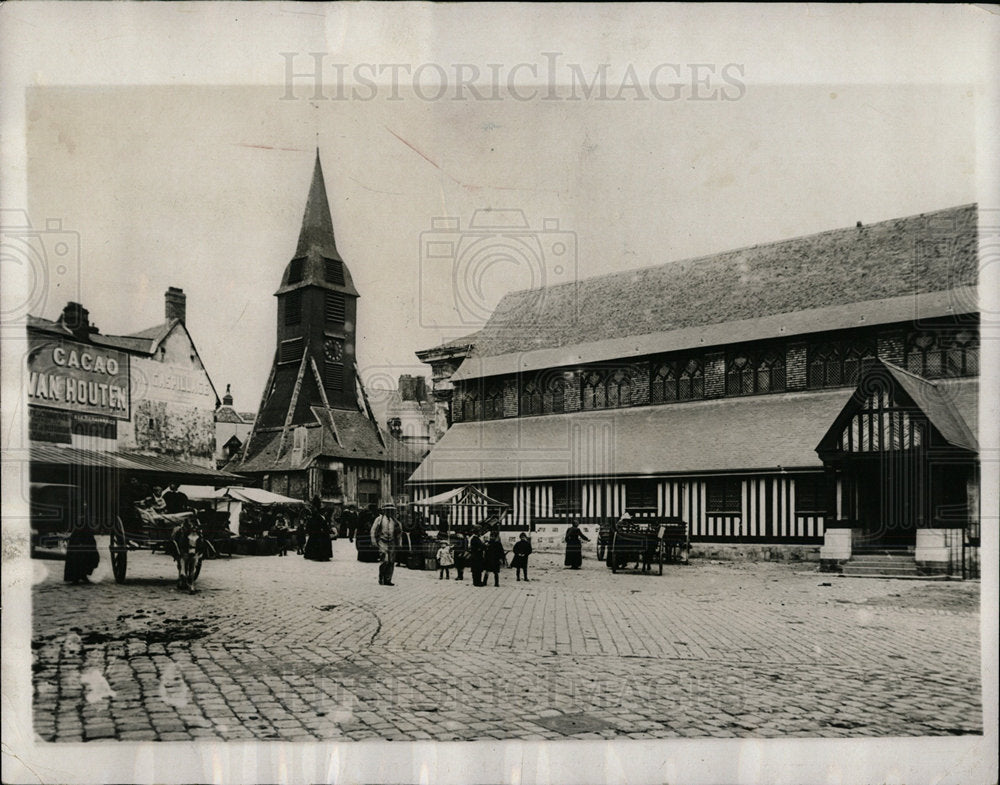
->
[26,335,131,420]
[131,356,216,407]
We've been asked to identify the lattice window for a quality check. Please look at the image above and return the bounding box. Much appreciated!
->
[287,257,304,284]
[707,477,742,515]
[581,371,604,410]
[461,390,481,421]
[284,291,302,326]
[726,353,754,396]
[678,358,704,401]
[905,332,942,378]
[606,369,632,408]
[625,479,657,512]
[520,381,542,416]
[808,343,841,388]
[945,330,978,377]
[325,291,346,323]
[544,376,566,414]
[483,385,504,420]
[755,350,785,394]
[279,337,304,364]
[323,257,345,285]
[794,475,827,515]
[650,362,677,403]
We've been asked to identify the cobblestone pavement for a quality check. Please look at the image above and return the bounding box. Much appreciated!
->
[31,540,982,742]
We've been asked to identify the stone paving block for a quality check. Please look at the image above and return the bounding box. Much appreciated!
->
[30,549,982,742]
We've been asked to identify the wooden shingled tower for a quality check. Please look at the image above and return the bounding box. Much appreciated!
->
[257,150,361,425]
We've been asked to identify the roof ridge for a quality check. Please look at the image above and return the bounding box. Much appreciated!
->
[498,203,978,301]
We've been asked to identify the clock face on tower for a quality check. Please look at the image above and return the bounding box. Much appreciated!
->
[323,337,343,363]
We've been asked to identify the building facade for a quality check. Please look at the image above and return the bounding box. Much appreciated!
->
[214,385,255,468]
[410,205,980,575]
[227,152,419,511]
[27,288,233,532]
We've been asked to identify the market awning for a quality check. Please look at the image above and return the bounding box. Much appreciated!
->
[222,487,307,506]
[29,444,244,485]
[410,484,509,509]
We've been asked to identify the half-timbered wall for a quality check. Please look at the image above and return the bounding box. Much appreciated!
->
[413,473,832,543]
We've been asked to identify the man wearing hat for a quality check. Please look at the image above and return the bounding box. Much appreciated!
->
[370,503,402,586]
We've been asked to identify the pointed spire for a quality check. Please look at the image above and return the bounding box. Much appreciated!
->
[295,149,342,260]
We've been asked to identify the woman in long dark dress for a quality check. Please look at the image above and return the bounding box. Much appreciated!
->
[64,506,100,584]
[563,521,589,569]
[303,498,333,561]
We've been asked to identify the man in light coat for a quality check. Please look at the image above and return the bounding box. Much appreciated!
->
[371,503,402,586]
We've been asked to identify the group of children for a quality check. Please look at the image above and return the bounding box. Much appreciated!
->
[435,530,533,586]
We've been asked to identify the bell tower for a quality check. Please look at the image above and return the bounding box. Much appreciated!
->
[257,150,362,427]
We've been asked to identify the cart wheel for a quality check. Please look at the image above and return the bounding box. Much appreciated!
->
[110,516,128,584]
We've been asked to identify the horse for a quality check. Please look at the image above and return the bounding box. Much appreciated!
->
[168,515,208,594]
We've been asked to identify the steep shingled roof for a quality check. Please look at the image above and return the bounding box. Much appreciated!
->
[231,406,422,474]
[467,204,978,360]
[409,388,856,483]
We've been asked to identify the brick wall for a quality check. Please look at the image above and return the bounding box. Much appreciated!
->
[786,342,807,391]
[564,371,581,413]
[629,362,650,406]
[451,381,464,423]
[877,331,905,364]
[704,351,726,398]
[502,376,518,417]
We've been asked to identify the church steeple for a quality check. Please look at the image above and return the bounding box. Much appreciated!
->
[296,149,342,260]
[254,150,363,425]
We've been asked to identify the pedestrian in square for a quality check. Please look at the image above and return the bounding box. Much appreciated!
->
[483,529,507,587]
[303,497,332,561]
[452,529,468,581]
[510,532,532,582]
[563,520,589,570]
[469,528,486,586]
[63,503,99,585]
[436,539,454,580]
[371,503,402,586]
[294,513,306,555]
[274,513,289,557]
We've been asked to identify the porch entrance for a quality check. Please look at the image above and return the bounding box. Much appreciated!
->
[846,453,925,550]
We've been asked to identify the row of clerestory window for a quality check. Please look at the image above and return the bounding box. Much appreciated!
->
[454,327,979,422]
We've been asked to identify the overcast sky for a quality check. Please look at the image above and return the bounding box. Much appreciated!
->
[15,6,992,416]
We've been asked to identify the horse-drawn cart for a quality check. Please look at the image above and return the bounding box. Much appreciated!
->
[606,517,689,574]
[110,506,213,592]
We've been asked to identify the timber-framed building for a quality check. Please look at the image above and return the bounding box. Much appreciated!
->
[410,205,980,576]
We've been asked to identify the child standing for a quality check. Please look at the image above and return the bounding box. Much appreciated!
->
[510,532,532,581]
[436,539,454,580]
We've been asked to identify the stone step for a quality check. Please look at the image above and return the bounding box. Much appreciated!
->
[839,572,948,581]
[842,565,920,577]
[849,558,919,568]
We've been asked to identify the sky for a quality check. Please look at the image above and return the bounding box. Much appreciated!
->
[24,80,978,411]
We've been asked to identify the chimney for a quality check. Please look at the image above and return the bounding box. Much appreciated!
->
[165,287,186,322]
[60,302,94,341]
[223,383,234,407]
